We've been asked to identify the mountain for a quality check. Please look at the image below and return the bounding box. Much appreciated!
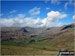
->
[41,23,74,37]
[43,23,74,51]
[0,26,47,41]
[1,23,74,55]
[1,23,74,42]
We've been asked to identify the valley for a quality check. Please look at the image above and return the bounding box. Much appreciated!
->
[0,23,74,55]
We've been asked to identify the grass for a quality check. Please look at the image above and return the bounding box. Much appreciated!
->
[1,41,23,46]
[31,42,56,47]
[1,45,57,55]
[1,28,74,55]
[1,41,58,55]
[31,35,47,40]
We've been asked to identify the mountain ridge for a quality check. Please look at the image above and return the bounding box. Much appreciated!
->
[1,23,74,42]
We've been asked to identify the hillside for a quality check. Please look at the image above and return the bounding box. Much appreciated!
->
[1,23,74,55]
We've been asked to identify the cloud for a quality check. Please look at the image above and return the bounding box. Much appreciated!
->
[73,15,75,20]
[10,10,17,14]
[46,8,50,10]
[17,14,25,18]
[41,11,67,27]
[0,18,14,27]
[69,0,73,4]
[0,11,67,28]
[47,11,67,19]
[51,0,58,3]
[57,22,63,27]
[50,0,60,5]
[0,13,3,16]
[64,0,74,10]
[64,3,68,10]
[29,7,40,16]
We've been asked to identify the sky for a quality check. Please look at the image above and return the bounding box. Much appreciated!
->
[0,0,75,28]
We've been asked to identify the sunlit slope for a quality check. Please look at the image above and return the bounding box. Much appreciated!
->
[44,27,74,51]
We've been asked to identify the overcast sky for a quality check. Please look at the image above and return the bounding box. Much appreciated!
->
[0,0,74,28]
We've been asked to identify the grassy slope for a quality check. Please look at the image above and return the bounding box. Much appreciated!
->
[44,28,74,51]
[1,45,57,55]
[1,26,74,55]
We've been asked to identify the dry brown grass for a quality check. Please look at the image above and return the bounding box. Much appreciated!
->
[1,45,58,55]
[44,28,74,51]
